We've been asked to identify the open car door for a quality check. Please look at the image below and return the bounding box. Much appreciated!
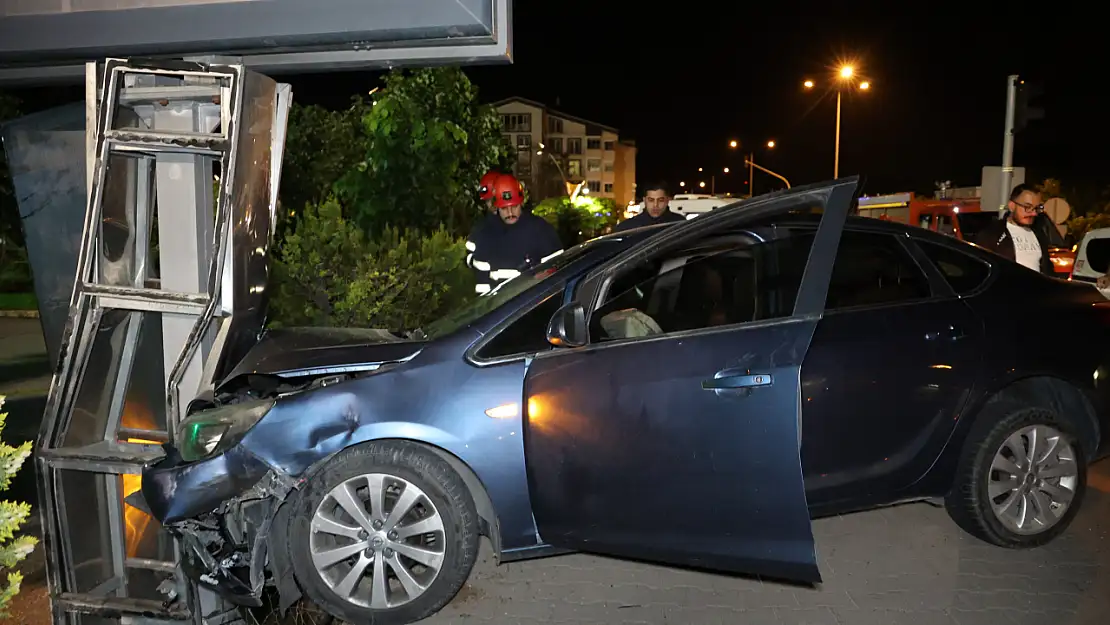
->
[522,178,860,583]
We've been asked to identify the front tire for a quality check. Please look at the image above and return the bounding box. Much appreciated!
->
[286,441,479,625]
[946,404,1087,548]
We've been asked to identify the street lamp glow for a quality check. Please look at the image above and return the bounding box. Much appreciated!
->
[859,81,870,90]
[729,139,739,148]
[839,65,854,79]
[723,167,730,173]
[698,167,703,172]
[679,181,686,186]
[767,140,776,148]
[699,181,706,188]
[803,79,814,89]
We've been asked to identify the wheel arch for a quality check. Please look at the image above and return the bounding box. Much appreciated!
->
[925,374,1100,493]
[281,437,503,557]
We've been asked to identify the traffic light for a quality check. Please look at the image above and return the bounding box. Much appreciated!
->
[1014,80,1044,131]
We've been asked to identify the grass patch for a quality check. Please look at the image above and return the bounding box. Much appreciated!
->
[0,293,37,311]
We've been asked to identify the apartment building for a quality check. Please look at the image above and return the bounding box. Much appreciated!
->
[493,97,636,207]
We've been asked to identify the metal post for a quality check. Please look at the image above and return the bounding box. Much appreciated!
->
[998,75,1019,214]
[710,175,715,195]
[834,90,842,179]
[748,151,754,196]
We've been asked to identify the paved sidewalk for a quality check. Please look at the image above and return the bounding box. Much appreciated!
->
[425,460,1110,625]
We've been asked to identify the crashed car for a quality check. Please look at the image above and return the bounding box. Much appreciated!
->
[135,177,1110,625]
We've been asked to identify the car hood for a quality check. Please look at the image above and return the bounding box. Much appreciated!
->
[217,326,425,388]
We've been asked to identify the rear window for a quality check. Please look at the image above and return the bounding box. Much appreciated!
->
[1085,239,1110,274]
[916,240,991,295]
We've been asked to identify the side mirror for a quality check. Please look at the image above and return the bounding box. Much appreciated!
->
[546,302,587,348]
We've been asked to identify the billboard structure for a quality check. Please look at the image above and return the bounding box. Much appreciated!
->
[1,2,515,624]
[0,0,513,83]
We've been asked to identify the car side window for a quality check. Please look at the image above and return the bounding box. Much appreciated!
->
[915,240,991,295]
[589,227,815,343]
[825,231,931,310]
[476,293,563,360]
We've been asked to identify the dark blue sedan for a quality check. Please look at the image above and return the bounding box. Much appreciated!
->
[138,178,1110,625]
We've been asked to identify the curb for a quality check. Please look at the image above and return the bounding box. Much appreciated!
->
[0,310,39,319]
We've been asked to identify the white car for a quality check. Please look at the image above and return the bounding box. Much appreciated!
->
[1071,226,1110,291]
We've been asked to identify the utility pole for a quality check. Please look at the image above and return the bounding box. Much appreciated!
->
[834,90,842,179]
[710,175,716,195]
[998,75,1019,214]
[748,151,754,197]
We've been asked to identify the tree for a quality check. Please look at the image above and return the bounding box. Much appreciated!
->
[1,94,21,249]
[336,68,515,238]
[279,99,372,218]
[0,395,36,616]
[533,195,619,247]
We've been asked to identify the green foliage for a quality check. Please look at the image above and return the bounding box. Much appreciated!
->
[336,67,515,238]
[1066,199,1110,243]
[0,396,36,616]
[1,94,23,253]
[280,99,372,219]
[533,196,619,247]
[269,198,475,330]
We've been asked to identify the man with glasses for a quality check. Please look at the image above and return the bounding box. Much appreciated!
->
[975,183,1054,274]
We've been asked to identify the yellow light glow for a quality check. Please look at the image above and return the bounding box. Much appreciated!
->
[698,167,703,172]
[859,81,870,90]
[839,65,854,79]
[767,140,776,148]
[699,181,706,188]
[485,403,520,419]
[679,181,686,186]
[930,364,952,370]
[803,80,814,89]
[729,140,738,148]
[723,167,730,173]
[527,397,542,421]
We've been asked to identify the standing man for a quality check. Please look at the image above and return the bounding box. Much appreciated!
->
[478,170,500,213]
[975,183,1054,274]
[468,173,562,294]
[613,181,686,232]
[467,170,505,275]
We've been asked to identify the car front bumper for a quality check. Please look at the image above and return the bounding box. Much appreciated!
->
[132,443,291,607]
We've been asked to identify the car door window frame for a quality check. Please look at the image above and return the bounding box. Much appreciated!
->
[562,184,857,351]
[821,227,947,316]
[904,235,995,298]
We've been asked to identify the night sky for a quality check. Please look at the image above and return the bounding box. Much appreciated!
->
[10,6,1106,202]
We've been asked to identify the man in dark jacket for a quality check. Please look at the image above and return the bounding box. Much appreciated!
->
[974,183,1054,275]
[613,182,686,232]
[467,173,562,294]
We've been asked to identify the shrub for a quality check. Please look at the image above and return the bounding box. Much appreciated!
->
[0,395,36,616]
[533,196,618,247]
[269,198,475,330]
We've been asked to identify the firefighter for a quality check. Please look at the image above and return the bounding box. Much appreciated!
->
[467,170,504,276]
[478,170,500,213]
[467,173,562,294]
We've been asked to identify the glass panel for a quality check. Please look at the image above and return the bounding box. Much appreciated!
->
[0,102,88,368]
[109,70,231,136]
[61,309,168,449]
[100,153,156,288]
[58,470,115,594]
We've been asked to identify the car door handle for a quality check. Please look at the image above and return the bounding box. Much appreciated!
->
[702,372,773,390]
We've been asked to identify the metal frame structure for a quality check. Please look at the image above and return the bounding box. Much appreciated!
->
[33,58,290,625]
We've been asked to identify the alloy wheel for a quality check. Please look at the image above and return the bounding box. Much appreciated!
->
[309,473,447,609]
[987,424,1079,535]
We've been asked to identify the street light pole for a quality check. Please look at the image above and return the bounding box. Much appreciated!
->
[748,151,754,196]
[746,158,792,189]
[834,90,842,179]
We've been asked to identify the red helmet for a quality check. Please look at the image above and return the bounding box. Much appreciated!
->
[478,171,500,201]
[492,173,524,209]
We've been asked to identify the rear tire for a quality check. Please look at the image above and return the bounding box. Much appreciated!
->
[286,441,479,625]
[946,403,1087,548]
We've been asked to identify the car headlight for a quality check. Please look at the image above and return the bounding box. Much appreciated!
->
[176,398,275,462]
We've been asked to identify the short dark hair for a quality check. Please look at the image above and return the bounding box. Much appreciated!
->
[1010,183,1040,202]
[642,181,669,197]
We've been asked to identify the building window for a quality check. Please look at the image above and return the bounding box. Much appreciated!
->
[500,113,531,132]
[502,133,511,146]
[587,158,602,173]
[604,141,615,151]
[604,162,615,172]
[517,134,531,150]
[604,183,614,193]
[551,137,564,153]
[587,180,602,193]
[547,117,564,134]
[567,138,582,155]
[587,138,601,150]
[567,159,582,177]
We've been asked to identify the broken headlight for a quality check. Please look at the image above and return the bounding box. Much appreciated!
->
[177,398,275,462]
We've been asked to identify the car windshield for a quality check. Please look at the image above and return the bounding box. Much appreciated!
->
[420,238,623,339]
